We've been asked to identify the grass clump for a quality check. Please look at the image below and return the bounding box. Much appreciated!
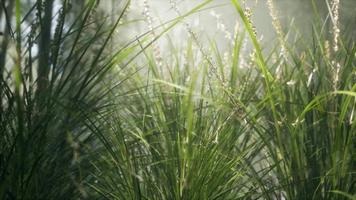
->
[0,0,355,199]
[0,0,133,198]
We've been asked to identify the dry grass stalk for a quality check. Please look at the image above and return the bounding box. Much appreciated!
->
[143,0,163,68]
[330,0,341,90]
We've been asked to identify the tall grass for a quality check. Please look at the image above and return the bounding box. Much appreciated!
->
[89,0,354,199]
[0,0,133,198]
[1,0,355,199]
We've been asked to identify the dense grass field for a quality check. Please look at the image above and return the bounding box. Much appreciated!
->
[0,0,355,199]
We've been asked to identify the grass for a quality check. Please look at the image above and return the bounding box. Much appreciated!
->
[0,0,355,199]
[0,0,133,198]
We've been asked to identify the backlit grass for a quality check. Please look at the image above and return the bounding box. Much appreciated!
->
[0,0,355,199]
